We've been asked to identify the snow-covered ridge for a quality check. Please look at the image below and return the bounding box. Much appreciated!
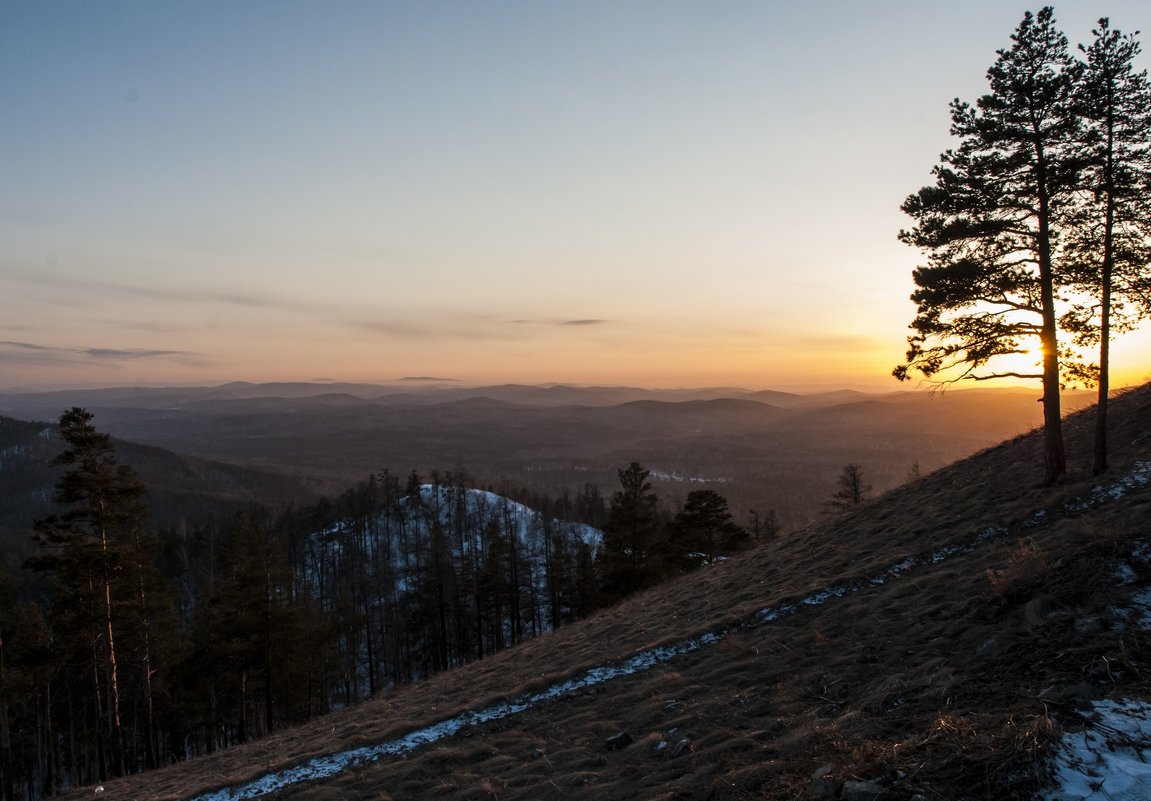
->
[301,484,604,698]
[310,484,602,557]
[188,463,1151,801]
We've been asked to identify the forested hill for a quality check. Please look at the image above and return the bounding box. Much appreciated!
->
[49,382,1151,801]
[0,414,318,539]
[2,434,618,800]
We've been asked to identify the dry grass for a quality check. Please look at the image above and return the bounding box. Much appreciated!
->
[58,384,1151,801]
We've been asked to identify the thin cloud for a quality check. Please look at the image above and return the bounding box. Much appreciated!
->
[0,340,207,367]
[0,341,58,352]
[85,347,192,360]
[508,319,613,327]
[105,320,196,334]
[357,320,441,339]
[357,318,522,342]
[12,273,308,313]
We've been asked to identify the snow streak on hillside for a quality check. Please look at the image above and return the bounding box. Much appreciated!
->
[189,463,1151,801]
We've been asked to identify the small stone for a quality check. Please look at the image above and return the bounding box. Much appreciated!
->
[1040,683,1097,707]
[531,747,545,759]
[809,764,840,799]
[671,738,692,758]
[841,778,884,801]
[605,731,633,751]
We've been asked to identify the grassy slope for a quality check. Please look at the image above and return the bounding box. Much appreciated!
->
[62,384,1151,801]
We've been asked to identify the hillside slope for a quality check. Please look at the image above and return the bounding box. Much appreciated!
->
[57,384,1151,801]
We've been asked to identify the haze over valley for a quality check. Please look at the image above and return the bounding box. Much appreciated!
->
[0,381,1083,533]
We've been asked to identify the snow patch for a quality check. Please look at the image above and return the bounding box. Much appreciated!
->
[1125,587,1151,631]
[649,469,730,484]
[1043,535,1151,800]
[1063,461,1151,515]
[1041,699,1151,801]
[190,632,722,801]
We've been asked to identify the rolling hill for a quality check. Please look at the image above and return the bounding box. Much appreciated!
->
[52,382,1151,801]
[0,382,1093,530]
[0,414,321,573]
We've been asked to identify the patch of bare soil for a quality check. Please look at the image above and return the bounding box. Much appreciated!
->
[63,384,1151,801]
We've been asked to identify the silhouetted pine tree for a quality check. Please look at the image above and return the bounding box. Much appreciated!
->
[1065,18,1151,474]
[26,408,152,781]
[668,490,747,569]
[601,462,665,600]
[895,8,1080,484]
[825,464,871,514]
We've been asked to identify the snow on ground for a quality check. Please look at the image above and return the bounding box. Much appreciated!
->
[189,464,1151,801]
[1043,527,1151,800]
[649,469,730,483]
[188,632,721,801]
[1041,700,1151,801]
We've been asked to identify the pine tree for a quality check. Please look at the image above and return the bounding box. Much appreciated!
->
[26,408,149,779]
[894,7,1080,484]
[825,464,870,514]
[0,577,53,801]
[1065,18,1151,474]
[668,490,747,569]
[601,462,665,600]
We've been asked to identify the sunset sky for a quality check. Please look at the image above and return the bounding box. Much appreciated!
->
[3,1,1149,391]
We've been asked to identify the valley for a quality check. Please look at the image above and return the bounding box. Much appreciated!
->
[0,382,1086,532]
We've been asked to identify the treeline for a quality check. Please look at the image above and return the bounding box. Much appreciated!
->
[0,412,758,799]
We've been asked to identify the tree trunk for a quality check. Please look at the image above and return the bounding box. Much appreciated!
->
[1094,93,1117,476]
[1035,142,1066,485]
[1095,271,1112,475]
[132,535,158,769]
[0,630,13,801]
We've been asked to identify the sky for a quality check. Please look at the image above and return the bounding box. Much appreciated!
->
[2,1,1150,392]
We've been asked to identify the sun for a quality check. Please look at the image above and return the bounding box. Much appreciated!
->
[983,348,1044,385]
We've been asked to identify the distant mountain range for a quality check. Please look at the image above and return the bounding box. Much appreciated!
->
[0,381,1095,531]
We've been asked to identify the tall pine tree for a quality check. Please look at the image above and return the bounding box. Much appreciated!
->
[601,462,664,600]
[27,408,148,780]
[895,7,1080,484]
[1065,18,1151,474]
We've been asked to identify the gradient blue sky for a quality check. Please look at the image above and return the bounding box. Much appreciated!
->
[3,1,1149,390]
